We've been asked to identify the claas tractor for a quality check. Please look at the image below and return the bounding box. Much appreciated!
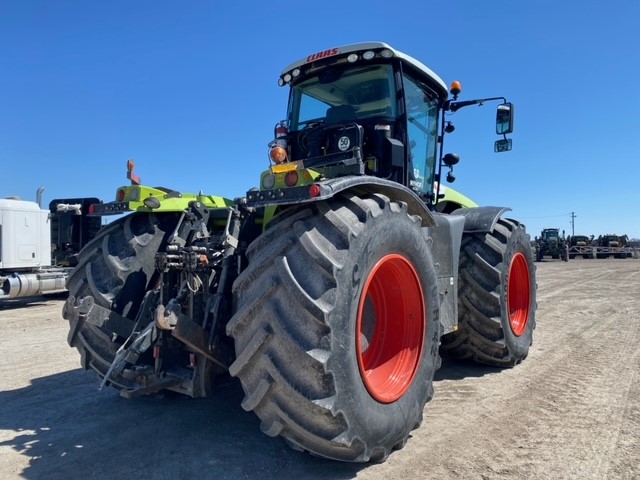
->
[63,42,536,463]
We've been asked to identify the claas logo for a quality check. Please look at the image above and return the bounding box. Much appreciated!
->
[306,48,339,63]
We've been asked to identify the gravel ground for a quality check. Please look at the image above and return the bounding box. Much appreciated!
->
[1,259,638,480]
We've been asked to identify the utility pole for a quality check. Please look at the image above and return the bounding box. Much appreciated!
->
[570,211,577,236]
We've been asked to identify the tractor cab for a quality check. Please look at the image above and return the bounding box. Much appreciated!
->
[270,43,447,205]
[260,42,513,210]
[541,228,562,244]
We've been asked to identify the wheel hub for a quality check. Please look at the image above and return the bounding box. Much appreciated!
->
[508,252,531,336]
[356,254,425,403]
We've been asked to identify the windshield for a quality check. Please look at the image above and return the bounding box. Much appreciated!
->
[285,62,440,199]
[288,64,398,130]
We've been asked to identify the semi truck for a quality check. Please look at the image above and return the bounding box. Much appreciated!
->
[0,189,101,300]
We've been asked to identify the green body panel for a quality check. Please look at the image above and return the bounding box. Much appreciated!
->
[93,184,234,215]
[124,185,234,211]
[259,167,322,227]
[438,184,479,209]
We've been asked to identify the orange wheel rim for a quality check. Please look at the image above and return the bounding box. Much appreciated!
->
[356,254,425,403]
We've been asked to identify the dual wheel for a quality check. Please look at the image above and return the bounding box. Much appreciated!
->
[440,218,536,366]
[228,201,536,461]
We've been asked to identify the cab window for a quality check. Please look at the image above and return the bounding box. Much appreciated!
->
[403,74,439,196]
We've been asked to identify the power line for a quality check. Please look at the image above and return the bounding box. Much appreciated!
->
[518,213,572,219]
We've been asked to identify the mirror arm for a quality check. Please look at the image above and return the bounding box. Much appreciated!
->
[446,96,507,112]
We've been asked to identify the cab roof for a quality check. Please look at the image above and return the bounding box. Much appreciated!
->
[280,42,448,97]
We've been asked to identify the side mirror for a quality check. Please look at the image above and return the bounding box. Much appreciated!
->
[496,102,514,135]
[494,138,512,152]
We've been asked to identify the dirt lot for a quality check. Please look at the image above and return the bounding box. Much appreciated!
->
[1,259,638,480]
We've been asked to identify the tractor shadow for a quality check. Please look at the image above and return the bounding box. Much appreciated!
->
[1,359,502,480]
[434,356,503,381]
[0,371,362,480]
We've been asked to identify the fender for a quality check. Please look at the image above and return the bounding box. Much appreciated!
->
[451,206,512,233]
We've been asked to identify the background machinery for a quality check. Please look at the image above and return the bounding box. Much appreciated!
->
[567,234,593,259]
[534,227,568,262]
[49,197,102,267]
[595,234,629,259]
[565,233,635,260]
[62,42,537,463]
[0,189,101,300]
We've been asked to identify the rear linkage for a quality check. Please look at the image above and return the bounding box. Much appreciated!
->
[86,201,246,398]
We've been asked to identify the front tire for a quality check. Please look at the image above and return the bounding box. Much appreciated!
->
[440,218,536,366]
[226,193,440,462]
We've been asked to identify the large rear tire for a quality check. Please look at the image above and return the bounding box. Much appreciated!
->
[440,218,536,367]
[226,193,440,462]
[63,212,180,389]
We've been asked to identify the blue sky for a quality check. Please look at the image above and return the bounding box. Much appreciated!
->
[1,1,639,239]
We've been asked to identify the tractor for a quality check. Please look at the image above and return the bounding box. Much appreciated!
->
[62,42,536,463]
[534,228,568,262]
